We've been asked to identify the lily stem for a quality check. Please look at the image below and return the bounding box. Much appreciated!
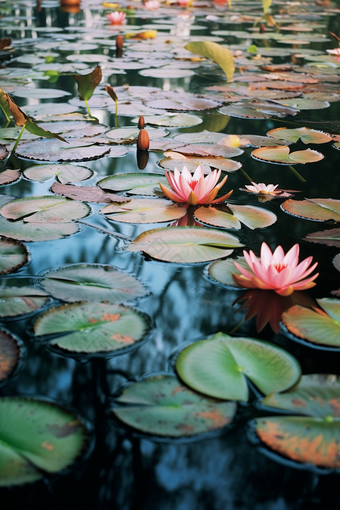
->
[78,220,133,242]
[0,105,10,123]
[12,123,26,154]
[228,319,245,335]
[115,99,118,117]
[240,167,253,183]
[85,99,92,118]
[289,165,306,183]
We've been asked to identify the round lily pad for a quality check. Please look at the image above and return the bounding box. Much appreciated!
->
[0,216,79,242]
[98,173,168,196]
[282,198,340,222]
[101,198,188,224]
[0,330,24,385]
[0,169,21,186]
[132,114,202,128]
[106,127,168,143]
[0,396,87,486]
[267,127,332,145]
[207,256,249,289]
[0,286,49,318]
[13,139,110,162]
[159,156,241,173]
[282,298,340,349]
[111,374,237,438]
[252,146,324,165]
[139,68,195,79]
[23,164,93,184]
[40,264,147,304]
[176,332,301,402]
[33,302,151,355]
[126,226,243,263]
[12,87,71,99]
[195,204,277,230]
[0,238,28,275]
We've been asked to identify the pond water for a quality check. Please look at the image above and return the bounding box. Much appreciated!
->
[1,0,340,508]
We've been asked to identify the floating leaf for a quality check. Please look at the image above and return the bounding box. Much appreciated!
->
[0,397,87,486]
[0,286,49,318]
[12,139,110,162]
[0,330,23,384]
[50,182,129,204]
[145,98,221,112]
[12,88,71,99]
[23,164,93,184]
[101,198,187,224]
[185,41,234,81]
[0,196,90,223]
[111,374,237,437]
[0,216,79,242]
[0,238,28,275]
[0,146,8,161]
[73,66,102,101]
[33,302,150,355]
[267,127,332,145]
[159,154,241,173]
[106,127,168,143]
[282,198,340,222]
[98,173,168,196]
[126,226,243,263]
[252,146,324,165]
[133,114,202,128]
[139,68,195,79]
[207,257,249,288]
[304,229,340,248]
[195,204,276,230]
[176,332,301,401]
[282,298,340,348]
[40,264,147,304]
[0,169,20,186]
[167,144,243,158]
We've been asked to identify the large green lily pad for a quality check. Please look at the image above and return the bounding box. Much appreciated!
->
[23,164,93,184]
[267,127,331,145]
[282,199,340,222]
[126,226,243,263]
[33,302,151,355]
[98,173,168,196]
[0,238,28,274]
[0,330,23,384]
[111,374,237,438]
[0,396,87,486]
[101,199,187,224]
[207,256,249,288]
[0,216,79,242]
[195,204,277,230]
[40,264,147,304]
[0,286,49,318]
[252,146,324,165]
[176,332,301,401]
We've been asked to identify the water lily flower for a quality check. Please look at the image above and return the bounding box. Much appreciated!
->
[159,165,233,206]
[106,11,126,24]
[245,182,280,195]
[217,134,250,148]
[233,243,318,296]
[144,0,160,9]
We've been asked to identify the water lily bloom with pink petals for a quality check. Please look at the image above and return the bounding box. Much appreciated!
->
[245,182,280,195]
[233,243,318,296]
[107,11,126,24]
[144,0,159,9]
[159,165,233,206]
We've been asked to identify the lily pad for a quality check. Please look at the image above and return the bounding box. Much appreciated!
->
[195,204,277,230]
[23,164,93,183]
[282,199,340,222]
[139,68,195,79]
[40,264,147,304]
[0,330,23,384]
[0,238,28,274]
[98,173,168,196]
[13,139,110,162]
[132,114,202,128]
[50,182,129,204]
[0,169,20,186]
[175,332,301,401]
[159,154,241,173]
[0,396,87,486]
[145,98,221,112]
[0,216,79,242]
[12,88,71,99]
[0,196,90,223]
[101,199,187,224]
[304,229,340,248]
[126,226,243,263]
[0,286,49,318]
[111,374,237,438]
[106,127,168,143]
[33,302,151,355]
[282,298,340,349]
[252,146,324,165]
[207,257,249,288]
[267,127,332,145]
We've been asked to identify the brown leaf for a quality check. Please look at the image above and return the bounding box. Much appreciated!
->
[51,182,130,204]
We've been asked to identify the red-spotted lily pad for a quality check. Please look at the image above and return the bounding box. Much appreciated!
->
[0,330,23,385]
[282,199,340,222]
[267,127,332,145]
[111,374,237,438]
[282,298,340,348]
[23,164,93,183]
[175,332,301,401]
[0,196,90,223]
[0,287,49,318]
[33,302,151,355]
[101,199,187,224]
[194,204,277,230]
[126,226,243,263]
[0,238,28,274]
[0,397,87,486]
[255,375,340,470]
[252,146,324,165]
[40,264,147,304]
[98,173,168,196]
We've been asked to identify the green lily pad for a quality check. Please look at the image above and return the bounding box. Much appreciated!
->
[23,164,93,184]
[282,298,340,348]
[111,374,237,438]
[0,330,23,384]
[207,256,249,288]
[132,114,202,128]
[175,332,301,401]
[159,155,241,173]
[0,216,79,242]
[195,204,277,230]
[40,264,147,304]
[0,238,28,275]
[126,226,243,263]
[267,127,332,145]
[101,198,187,224]
[106,127,168,143]
[12,87,71,99]
[12,139,111,162]
[282,198,340,222]
[0,286,49,318]
[98,173,168,196]
[33,302,151,355]
[276,98,330,110]
[0,196,90,223]
[252,146,324,165]
[0,396,87,486]
[139,68,195,79]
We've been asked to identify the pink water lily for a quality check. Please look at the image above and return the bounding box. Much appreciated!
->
[106,11,126,24]
[233,243,319,296]
[245,182,280,195]
[144,0,160,9]
[159,165,233,206]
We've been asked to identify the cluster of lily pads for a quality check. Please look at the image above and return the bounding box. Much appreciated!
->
[1,0,340,488]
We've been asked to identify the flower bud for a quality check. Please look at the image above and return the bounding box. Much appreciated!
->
[137,149,149,169]
[138,116,145,129]
[116,35,124,57]
[137,129,149,150]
